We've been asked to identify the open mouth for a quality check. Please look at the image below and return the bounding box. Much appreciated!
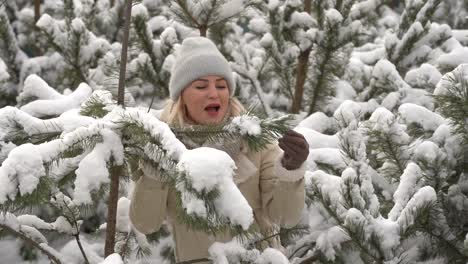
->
[205,103,221,113]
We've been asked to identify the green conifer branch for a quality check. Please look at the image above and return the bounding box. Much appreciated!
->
[172,113,294,152]
[433,72,468,145]
[131,14,169,97]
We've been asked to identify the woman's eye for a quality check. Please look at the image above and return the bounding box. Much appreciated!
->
[216,86,226,89]
[195,86,206,89]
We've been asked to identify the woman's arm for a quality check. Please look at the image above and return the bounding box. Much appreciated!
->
[259,144,306,228]
[129,163,169,234]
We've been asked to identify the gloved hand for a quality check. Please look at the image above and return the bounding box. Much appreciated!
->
[278,130,309,170]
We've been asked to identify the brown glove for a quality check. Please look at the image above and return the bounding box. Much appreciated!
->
[278,129,309,170]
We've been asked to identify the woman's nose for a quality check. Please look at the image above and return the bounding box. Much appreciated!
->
[207,84,219,98]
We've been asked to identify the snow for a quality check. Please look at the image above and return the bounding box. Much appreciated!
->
[325,9,343,26]
[218,0,245,21]
[404,63,442,89]
[398,103,445,131]
[249,18,269,34]
[229,115,262,136]
[289,11,314,28]
[116,197,131,233]
[413,141,443,164]
[131,3,148,18]
[294,127,340,149]
[256,248,289,264]
[388,163,423,221]
[396,187,437,230]
[316,226,350,261]
[0,58,9,82]
[298,112,335,133]
[73,129,123,205]
[100,253,123,264]
[0,143,45,203]
[437,47,468,69]
[20,82,93,117]
[177,147,253,230]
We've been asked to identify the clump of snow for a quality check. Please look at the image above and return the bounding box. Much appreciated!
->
[256,248,289,264]
[99,253,123,264]
[20,82,93,117]
[177,147,253,230]
[437,47,468,69]
[294,127,339,149]
[73,129,124,205]
[388,163,423,221]
[398,103,445,131]
[372,217,400,253]
[116,197,131,233]
[404,63,442,89]
[0,59,9,82]
[131,3,148,18]
[316,226,350,261]
[325,9,343,26]
[0,143,45,203]
[249,18,269,34]
[230,115,262,136]
[413,141,444,164]
[396,186,437,232]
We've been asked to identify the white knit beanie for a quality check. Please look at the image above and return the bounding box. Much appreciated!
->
[169,37,235,101]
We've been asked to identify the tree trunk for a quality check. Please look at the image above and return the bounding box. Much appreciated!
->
[291,0,312,113]
[199,25,207,37]
[104,0,132,257]
[34,0,41,23]
[291,49,311,113]
[104,165,124,257]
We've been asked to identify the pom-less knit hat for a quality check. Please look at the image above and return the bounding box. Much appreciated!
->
[169,37,235,101]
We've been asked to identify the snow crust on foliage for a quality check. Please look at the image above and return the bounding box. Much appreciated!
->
[437,47,468,68]
[99,253,123,264]
[307,148,346,172]
[249,18,269,34]
[308,171,345,215]
[20,74,64,100]
[255,248,289,264]
[290,11,314,27]
[229,115,262,136]
[208,239,256,264]
[396,186,437,231]
[398,103,445,131]
[131,3,148,18]
[325,9,343,25]
[298,112,335,133]
[0,143,45,203]
[316,226,350,261]
[116,197,131,233]
[413,141,443,164]
[218,0,245,21]
[74,129,124,204]
[177,147,253,230]
[368,107,410,144]
[0,58,9,82]
[372,217,400,253]
[404,63,442,89]
[294,127,339,149]
[388,163,423,221]
[20,83,93,117]
[434,63,468,95]
[118,108,187,161]
[60,237,104,264]
[17,215,53,230]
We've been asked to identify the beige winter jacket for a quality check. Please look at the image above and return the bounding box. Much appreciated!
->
[129,112,306,262]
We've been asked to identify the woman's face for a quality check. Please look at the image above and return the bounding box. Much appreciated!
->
[181,75,230,125]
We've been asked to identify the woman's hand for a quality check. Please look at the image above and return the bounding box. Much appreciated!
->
[278,130,309,170]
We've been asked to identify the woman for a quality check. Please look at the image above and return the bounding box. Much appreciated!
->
[129,37,309,262]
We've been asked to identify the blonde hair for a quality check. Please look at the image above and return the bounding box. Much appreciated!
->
[161,97,245,126]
